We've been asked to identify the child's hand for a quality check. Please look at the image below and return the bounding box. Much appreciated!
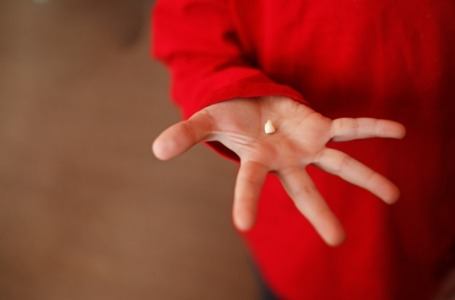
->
[152,97,406,246]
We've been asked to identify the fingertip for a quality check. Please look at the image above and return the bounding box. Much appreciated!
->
[234,220,252,232]
[233,209,255,232]
[396,123,407,139]
[233,219,253,232]
[324,227,346,247]
[379,120,407,139]
[152,137,175,161]
[383,187,400,205]
[378,180,401,204]
[327,238,345,247]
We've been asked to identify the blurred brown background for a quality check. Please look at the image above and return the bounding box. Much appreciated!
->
[0,1,257,299]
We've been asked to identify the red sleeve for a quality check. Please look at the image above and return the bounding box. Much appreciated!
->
[151,0,305,119]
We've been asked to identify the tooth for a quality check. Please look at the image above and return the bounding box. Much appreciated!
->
[264,120,276,135]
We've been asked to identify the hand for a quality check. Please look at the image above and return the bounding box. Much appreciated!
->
[152,97,406,246]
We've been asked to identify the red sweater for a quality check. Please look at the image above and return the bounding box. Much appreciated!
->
[152,1,455,299]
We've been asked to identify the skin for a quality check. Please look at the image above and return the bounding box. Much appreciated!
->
[152,96,406,246]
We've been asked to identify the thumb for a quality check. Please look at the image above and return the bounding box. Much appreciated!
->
[152,110,214,160]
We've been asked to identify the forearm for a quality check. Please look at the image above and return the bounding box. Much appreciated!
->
[152,0,304,118]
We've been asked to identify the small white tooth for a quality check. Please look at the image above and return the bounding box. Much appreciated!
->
[264,120,276,135]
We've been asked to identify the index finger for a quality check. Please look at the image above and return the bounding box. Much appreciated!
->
[233,161,269,231]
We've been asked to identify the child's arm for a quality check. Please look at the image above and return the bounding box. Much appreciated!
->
[153,95,405,246]
[152,0,406,246]
[152,0,305,118]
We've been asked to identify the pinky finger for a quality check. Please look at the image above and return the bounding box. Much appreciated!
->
[233,161,269,231]
[331,118,406,142]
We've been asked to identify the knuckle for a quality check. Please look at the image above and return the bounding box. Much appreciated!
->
[334,153,350,172]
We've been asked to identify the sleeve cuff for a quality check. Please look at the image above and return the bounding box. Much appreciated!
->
[180,74,307,119]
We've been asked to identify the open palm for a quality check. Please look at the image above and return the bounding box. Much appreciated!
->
[153,96,406,246]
